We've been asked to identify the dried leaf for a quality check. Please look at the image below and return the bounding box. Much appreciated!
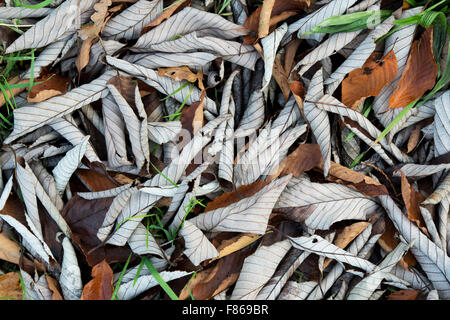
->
[0,273,22,300]
[342,50,398,109]
[81,260,114,300]
[0,232,21,265]
[258,0,276,39]
[389,27,438,108]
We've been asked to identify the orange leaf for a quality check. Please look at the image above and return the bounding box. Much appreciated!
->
[140,0,191,35]
[0,272,22,300]
[81,260,114,300]
[45,276,63,300]
[27,73,71,103]
[75,37,97,73]
[389,27,438,108]
[157,66,200,83]
[269,143,322,180]
[387,289,420,300]
[326,162,389,197]
[399,170,429,236]
[0,232,21,265]
[342,49,398,109]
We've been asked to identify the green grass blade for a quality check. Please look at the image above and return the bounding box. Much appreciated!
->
[13,0,57,9]
[142,256,179,300]
[218,0,233,14]
[111,253,133,300]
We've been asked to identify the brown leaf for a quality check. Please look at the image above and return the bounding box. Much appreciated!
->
[399,170,429,235]
[178,241,258,300]
[284,38,302,74]
[62,195,132,266]
[389,27,438,108]
[81,260,114,300]
[79,0,113,40]
[243,0,309,44]
[0,272,22,300]
[140,0,191,35]
[272,57,292,100]
[76,166,120,193]
[269,143,322,180]
[45,275,63,300]
[180,100,204,137]
[342,50,398,109]
[378,218,417,270]
[204,180,270,213]
[258,0,276,39]
[322,222,370,269]
[27,73,71,103]
[158,66,200,83]
[209,233,261,262]
[387,289,420,300]
[0,232,21,265]
[325,162,389,197]
[75,37,97,73]
[406,122,423,153]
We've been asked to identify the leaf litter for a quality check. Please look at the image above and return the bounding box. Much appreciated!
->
[0,0,448,301]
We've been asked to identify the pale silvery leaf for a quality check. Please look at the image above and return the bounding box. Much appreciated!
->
[78,183,133,200]
[295,30,362,76]
[256,249,310,300]
[103,0,163,40]
[289,235,378,273]
[138,32,259,70]
[134,7,249,48]
[22,36,71,79]
[188,175,291,234]
[378,195,450,285]
[285,0,359,43]
[306,223,373,300]
[106,116,230,246]
[324,17,395,94]
[81,104,104,135]
[303,68,330,176]
[97,187,139,242]
[128,52,217,71]
[261,23,287,89]
[105,56,218,116]
[0,7,53,19]
[390,265,431,291]
[29,161,64,211]
[234,89,265,139]
[275,177,379,230]
[278,281,318,300]
[179,220,219,266]
[433,91,450,158]
[410,247,450,299]
[107,84,148,171]
[316,94,410,164]
[86,40,126,75]
[347,242,410,300]
[419,206,442,251]
[347,0,379,13]
[5,70,116,144]
[393,164,450,178]
[234,124,307,187]
[5,0,96,54]
[116,270,190,300]
[372,7,423,128]
[52,135,89,195]
[147,121,182,144]
[438,196,449,254]
[393,97,436,137]
[0,176,52,265]
[231,240,291,300]
[427,290,440,300]
[19,270,45,300]
[127,223,165,258]
[60,237,82,300]
[102,94,132,168]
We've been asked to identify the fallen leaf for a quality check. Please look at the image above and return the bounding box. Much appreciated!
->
[27,73,71,103]
[272,57,292,100]
[140,0,191,35]
[322,221,370,269]
[244,0,310,44]
[209,232,262,262]
[0,76,29,107]
[0,232,21,265]
[389,27,438,108]
[378,218,417,270]
[399,170,429,235]
[204,180,270,212]
[0,272,22,300]
[81,260,114,300]
[258,0,276,39]
[284,38,302,74]
[75,37,97,73]
[326,162,389,197]
[45,275,63,300]
[342,50,398,109]
[387,289,420,300]
[269,143,322,180]
[180,100,204,137]
[157,66,200,83]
